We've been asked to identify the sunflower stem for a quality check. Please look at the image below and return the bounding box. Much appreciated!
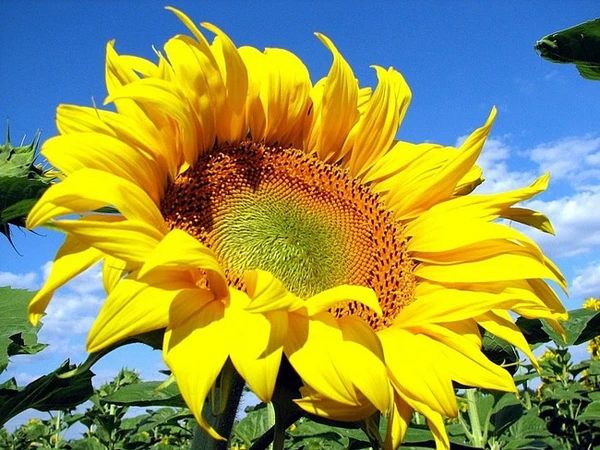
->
[465,389,484,448]
[267,402,276,450]
[191,371,246,450]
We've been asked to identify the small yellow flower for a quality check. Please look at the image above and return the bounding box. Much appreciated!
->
[583,297,600,311]
[588,337,600,360]
[539,349,558,362]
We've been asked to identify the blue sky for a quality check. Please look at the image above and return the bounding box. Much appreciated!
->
[2,0,600,430]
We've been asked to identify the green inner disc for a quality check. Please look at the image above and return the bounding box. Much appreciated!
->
[212,194,346,298]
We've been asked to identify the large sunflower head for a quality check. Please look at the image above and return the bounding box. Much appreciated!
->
[27,7,567,449]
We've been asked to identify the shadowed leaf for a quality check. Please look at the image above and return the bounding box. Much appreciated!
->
[535,18,600,81]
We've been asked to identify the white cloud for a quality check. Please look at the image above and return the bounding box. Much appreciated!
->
[0,271,38,290]
[456,135,537,194]
[530,135,600,184]
[13,371,37,385]
[571,263,600,299]
[41,261,103,295]
[41,292,103,338]
[524,189,600,259]
[452,133,600,260]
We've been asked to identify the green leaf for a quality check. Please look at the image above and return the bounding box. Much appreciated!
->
[508,407,551,439]
[70,437,107,450]
[503,438,561,450]
[535,18,600,81]
[135,407,193,434]
[482,329,519,375]
[232,403,270,446]
[588,391,600,402]
[491,393,524,437]
[100,380,186,407]
[578,401,600,422]
[588,360,600,376]
[517,309,600,346]
[0,287,46,374]
[560,308,600,345]
[0,359,94,426]
[516,316,553,345]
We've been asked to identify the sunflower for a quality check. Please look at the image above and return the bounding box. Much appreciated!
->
[27,7,567,449]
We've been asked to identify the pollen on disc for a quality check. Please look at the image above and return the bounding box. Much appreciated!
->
[161,140,416,330]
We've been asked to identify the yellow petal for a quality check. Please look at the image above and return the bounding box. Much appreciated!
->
[285,313,358,406]
[202,22,248,143]
[163,35,223,152]
[365,141,441,186]
[139,229,227,299]
[87,270,210,353]
[418,322,517,392]
[261,48,312,147]
[55,104,113,136]
[393,386,451,450]
[227,294,286,402]
[304,34,359,163]
[28,235,102,326]
[243,270,302,313]
[287,313,389,414]
[390,108,496,220]
[454,163,484,196]
[384,393,413,450]
[426,410,451,450]
[53,217,164,265]
[165,6,215,54]
[398,285,519,327]
[336,316,390,412]
[119,54,159,77]
[42,133,164,205]
[379,327,457,418]
[345,66,411,179]
[411,173,550,224]
[104,41,142,118]
[407,219,544,264]
[26,168,166,232]
[105,77,200,166]
[102,255,128,294]
[299,285,381,316]
[502,207,555,235]
[295,386,377,421]
[415,251,565,290]
[164,301,229,441]
[239,46,267,141]
[56,105,175,182]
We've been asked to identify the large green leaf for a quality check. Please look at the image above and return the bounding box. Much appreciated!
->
[577,401,600,422]
[491,393,524,437]
[100,380,186,408]
[507,407,551,439]
[0,359,94,425]
[232,403,270,446]
[517,308,600,346]
[0,287,46,374]
[535,18,600,81]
